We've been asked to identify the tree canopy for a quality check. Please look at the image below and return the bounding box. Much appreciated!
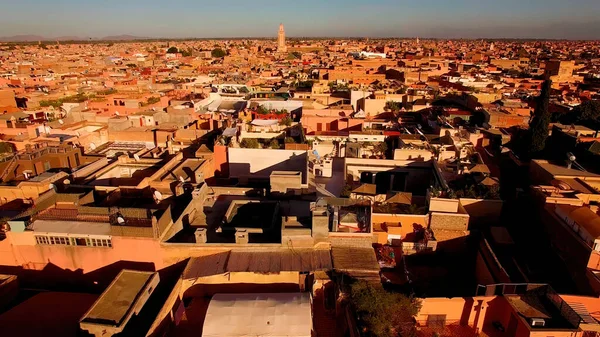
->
[559,100,600,130]
[240,138,259,149]
[211,48,227,58]
[526,80,551,157]
[166,46,178,54]
[0,142,15,154]
[350,280,421,337]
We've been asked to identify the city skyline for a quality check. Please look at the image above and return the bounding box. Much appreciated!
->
[1,0,600,40]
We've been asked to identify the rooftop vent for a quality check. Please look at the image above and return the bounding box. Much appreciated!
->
[530,318,545,327]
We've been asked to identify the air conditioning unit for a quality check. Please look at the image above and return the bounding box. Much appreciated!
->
[530,318,545,327]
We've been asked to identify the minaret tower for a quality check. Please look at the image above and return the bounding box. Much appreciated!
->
[277,23,287,53]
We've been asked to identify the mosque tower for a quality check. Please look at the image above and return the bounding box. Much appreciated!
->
[277,23,287,53]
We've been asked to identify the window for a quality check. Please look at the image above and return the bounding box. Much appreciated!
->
[34,235,112,248]
[427,315,446,329]
[35,236,49,245]
[88,237,113,248]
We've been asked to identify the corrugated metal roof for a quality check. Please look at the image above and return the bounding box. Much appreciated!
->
[331,247,380,272]
[183,249,332,279]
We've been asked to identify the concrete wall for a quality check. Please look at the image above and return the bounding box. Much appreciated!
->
[459,199,503,228]
[182,271,300,297]
[0,231,163,273]
[344,158,435,195]
[72,157,109,180]
[477,239,511,284]
[393,149,434,161]
[301,116,363,134]
[145,277,183,337]
[416,296,512,336]
[417,295,576,337]
[228,148,307,182]
[372,213,429,244]
[430,212,469,232]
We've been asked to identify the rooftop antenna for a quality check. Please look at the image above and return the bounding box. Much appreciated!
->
[133,153,140,162]
[567,152,576,169]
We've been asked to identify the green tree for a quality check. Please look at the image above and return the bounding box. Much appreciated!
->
[350,280,421,337]
[142,96,161,106]
[211,48,227,58]
[256,105,270,115]
[166,46,179,54]
[560,100,600,130]
[373,142,388,157]
[240,138,259,148]
[279,116,293,126]
[385,101,402,111]
[340,184,353,197]
[527,80,552,156]
[287,51,302,60]
[181,48,193,57]
[268,139,280,149]
[0,142,14,154]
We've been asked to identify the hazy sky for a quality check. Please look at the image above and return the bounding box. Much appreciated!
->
[1,0,600,39]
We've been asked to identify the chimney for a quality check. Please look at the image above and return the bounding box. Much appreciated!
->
[235,229,249,244]
[194,228,207,244]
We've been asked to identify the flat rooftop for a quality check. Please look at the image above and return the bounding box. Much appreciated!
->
[81,270,155,327]
[506,292,580,330]
[202,293,312,337]
[221,201,279,233]
[31,219,111,235]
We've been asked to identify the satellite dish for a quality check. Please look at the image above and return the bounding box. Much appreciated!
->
[567,152,576,162]
[153,190,163,201]
[179,176,185,183]
[133,154,140,161]
[115,111,120,116]
[58,119,64,125]
[89,142,96,150]
[117,216,125,225]
[48,183,56,191]
[63,179,70,185]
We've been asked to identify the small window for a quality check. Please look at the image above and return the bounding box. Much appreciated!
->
[75,238,87,246]
[427,315,446,329]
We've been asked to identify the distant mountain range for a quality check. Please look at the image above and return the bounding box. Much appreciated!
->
[0,34,151,42]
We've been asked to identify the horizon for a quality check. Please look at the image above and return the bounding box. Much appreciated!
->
[2,34,600,43]
[1,0,600,40]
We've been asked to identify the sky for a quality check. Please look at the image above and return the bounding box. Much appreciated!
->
[1,0,600,39]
